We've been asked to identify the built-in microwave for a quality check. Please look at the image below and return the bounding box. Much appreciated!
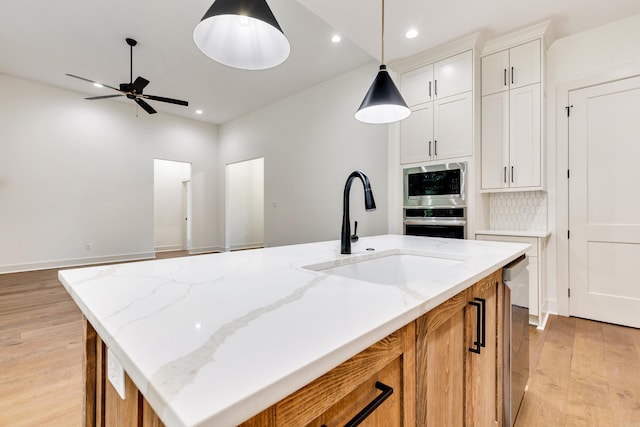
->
[403,162,466,207]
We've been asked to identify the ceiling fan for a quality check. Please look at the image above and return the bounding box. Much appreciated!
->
[66,38,188,115]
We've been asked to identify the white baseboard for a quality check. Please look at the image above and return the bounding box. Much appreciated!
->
[0,252,156,274]
[189,246,224,255]
[154,244,184,252]
[230,242,264,251]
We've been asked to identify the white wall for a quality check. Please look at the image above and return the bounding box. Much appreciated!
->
[545,14,640,315]
[0,74,219,273]
[227,158,264,250]
[154,159,191,252]
[217,63,389,248]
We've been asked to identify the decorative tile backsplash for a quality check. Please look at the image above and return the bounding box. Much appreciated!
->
[489,191,547,231]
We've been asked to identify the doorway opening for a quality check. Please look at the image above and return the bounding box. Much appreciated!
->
[225,158,264,251]
[153,159,192,253]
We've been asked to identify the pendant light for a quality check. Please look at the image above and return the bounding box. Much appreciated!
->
[355,0,411,124]
[193,0,290,70]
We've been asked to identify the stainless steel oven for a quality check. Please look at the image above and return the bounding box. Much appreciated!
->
[403,162,466,207]
[403,162,467,239]
[404,207,466,239]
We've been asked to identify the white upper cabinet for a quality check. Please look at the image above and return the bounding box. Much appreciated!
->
[401,104,434,164]
[401,65,434,107]
[482,40,540,96]
[433,50,473,99]
[509,83,541,188]
[481,36,544,191]
[400,50,473,164]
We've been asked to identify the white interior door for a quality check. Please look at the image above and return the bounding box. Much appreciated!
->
[568,75,640,327]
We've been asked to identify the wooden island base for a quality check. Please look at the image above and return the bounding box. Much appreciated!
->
[83,269,504,427]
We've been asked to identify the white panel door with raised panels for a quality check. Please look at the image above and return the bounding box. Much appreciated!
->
[569,75,640,327]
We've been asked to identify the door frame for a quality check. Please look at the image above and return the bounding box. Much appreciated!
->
[555,65,640,316]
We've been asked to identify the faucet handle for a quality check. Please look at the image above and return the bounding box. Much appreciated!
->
[351,221,359,243]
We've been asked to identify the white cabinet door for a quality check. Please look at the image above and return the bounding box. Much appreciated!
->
[400,104,433,164]
[481,50,509,96]
[509,83,541,188]
[433,91,472,160]
[434,50,473,99]
[481,92,510,189]
[400,64,433,107]
[509,40,541,89]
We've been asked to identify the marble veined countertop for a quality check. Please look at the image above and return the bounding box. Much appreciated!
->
[58,234,528,427]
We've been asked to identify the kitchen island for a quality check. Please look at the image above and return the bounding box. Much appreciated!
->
[58,234,528,427]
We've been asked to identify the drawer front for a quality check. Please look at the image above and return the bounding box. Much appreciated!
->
[274,328,405,426]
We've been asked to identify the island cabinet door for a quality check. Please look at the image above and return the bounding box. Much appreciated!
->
[415,269,504,427]
[241,323,416,427]
[416,288,467,425]
[465,270,503,427]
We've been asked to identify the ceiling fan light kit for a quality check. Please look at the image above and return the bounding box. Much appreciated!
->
[356,0,410,124]
[193,0,291,70]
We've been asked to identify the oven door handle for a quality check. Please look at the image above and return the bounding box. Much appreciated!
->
[403,219,467,226]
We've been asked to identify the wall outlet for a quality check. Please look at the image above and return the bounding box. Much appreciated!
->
[107,348,126,400]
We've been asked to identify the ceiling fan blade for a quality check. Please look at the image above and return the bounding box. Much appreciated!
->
[65,73,120,91]
[85,94,124,100]
[143,94,189,106]
[132,76,150,93]
[135,98,157,114]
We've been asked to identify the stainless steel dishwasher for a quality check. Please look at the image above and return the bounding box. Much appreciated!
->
[503,255,530,426]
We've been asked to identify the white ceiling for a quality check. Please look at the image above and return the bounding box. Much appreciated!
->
[1,0,640,125]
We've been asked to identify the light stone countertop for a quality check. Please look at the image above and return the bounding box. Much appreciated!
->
[58,234,528,427]
[475,229,551,238]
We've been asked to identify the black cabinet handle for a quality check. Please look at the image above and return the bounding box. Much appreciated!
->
[475,297,486,348]
[434,79,438,96]
[468,301,481,354]
[504,166,507,183]
[511,66,514,84]
[321,381,394,427]
[434,140,438,157]
[428,140,432,157]
[504,68,507,86]
[429,81,432,98]
[511,166,514,183]
[345,381,394,427]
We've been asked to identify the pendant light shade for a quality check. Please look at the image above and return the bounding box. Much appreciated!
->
[193,0,290,70]
[355,0,410,124]
[355,65,411,123]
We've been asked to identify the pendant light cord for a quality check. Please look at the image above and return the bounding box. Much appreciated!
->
[381,0,385,64]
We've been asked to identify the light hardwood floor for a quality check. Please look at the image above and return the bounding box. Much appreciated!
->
[2,260,639,426]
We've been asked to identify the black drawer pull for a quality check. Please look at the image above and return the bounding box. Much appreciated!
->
[475,297,486,348]
[321,381,394,427]
[468,300,481,354]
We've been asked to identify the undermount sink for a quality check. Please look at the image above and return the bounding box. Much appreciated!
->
[304,251,466,287]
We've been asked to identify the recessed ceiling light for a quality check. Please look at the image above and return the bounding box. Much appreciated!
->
[331,34,342,43]
[405,29,419,39]
[195,109,203,115]
[93,82,103,88]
